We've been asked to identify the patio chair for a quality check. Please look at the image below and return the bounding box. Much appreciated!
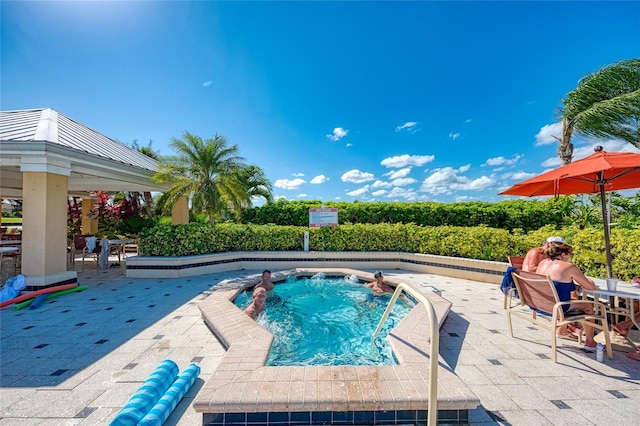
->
[122,238,139,257]
[0,247,21,279]
[508,256,524,269]
[507,270,613,363]
[503,256,526,309]
[0,234,22,278]
[70,235,101,270]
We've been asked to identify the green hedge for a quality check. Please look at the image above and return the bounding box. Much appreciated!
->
[239,199,565,232]
[139,223,639,281]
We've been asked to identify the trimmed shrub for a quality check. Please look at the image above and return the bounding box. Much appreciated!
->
[139,223,639,280]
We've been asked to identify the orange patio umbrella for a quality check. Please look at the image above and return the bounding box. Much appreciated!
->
[499,146,640,278]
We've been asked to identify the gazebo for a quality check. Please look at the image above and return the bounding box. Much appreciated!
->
[0,108,186,288]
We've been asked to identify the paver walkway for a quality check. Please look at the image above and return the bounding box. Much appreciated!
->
[1,262,639,425]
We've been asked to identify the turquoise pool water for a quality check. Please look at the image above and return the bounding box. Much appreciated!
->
[234,273,414,366]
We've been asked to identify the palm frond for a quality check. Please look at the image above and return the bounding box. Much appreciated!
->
[560,58,640,157]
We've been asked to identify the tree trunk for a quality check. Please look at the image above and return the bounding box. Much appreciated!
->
[558,118,574,165]
[143,192,153,218]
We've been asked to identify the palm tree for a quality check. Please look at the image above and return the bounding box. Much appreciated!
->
[556,58,640,164]
[132,139,161,218]
[153,132,259,224]
[239,165,274,207]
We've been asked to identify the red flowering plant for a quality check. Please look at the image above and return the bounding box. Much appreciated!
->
[94,191,148,238]
[67,196,83,236]
[67,192,148,239]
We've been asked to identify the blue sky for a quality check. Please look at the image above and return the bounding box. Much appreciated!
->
[2,1,639,204]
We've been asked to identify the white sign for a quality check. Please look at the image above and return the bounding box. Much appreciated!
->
[309,208,338,227]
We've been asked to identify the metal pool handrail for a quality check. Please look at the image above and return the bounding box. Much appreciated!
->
[372,283,439,426]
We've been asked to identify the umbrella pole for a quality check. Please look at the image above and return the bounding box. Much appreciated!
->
[598,181,613,278]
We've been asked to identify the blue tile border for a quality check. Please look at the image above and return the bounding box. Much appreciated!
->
[126,254,504,277]
[203,409,469,425]
[25,276,78,292]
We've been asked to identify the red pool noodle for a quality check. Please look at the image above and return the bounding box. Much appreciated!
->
[0,283,79,308]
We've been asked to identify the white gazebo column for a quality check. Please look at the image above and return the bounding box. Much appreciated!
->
[21,158,77,289]
[81,197,98,235]
[171,196,189,225]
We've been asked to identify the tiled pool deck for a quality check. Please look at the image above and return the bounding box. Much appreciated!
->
[1,260,640,425]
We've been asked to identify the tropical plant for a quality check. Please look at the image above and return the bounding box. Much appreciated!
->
[132,139,161,218]
[556,58,640,164]
[67,196,83,236]
[153,132,272,224]
[239,165,274,207]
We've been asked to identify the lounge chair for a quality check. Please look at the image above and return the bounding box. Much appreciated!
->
[507,270,612,363]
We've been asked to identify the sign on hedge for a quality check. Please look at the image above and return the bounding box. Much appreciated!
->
[309,208,338,227]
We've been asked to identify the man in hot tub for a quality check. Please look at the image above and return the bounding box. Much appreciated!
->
[255,269,274,292]
[244,287,267,320]
[365,271,395,295]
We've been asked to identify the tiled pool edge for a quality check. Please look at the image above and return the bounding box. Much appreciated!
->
[126,251,506,285]
[193,268,480,425]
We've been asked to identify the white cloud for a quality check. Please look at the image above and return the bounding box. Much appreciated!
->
[390,177,417,187]
[535,122,562,146]
[449,132,460,140]
[419,166,495,195]
[346,143,353,147]
[384,167,412,179]
[541,156,561,168]
[465,119,472,123]
[484,154,523,167]
[384,187,424,201]
[297,193,308,198]
[347,185,370,197]
[310,175,328,184]
[458,164,471,173]
[395,122,418,132]
[202,81,213,87]
[274,178,306,189]
[371,189,387,197]
[503,171,537,180]
[541,138,640,168]
[326,127,348,141]
[381,154,435,168]
[574,139,640,156]
[341,169,375,183]
[463,176,495,191]
[292,172,305,177]
[372,180,391,188]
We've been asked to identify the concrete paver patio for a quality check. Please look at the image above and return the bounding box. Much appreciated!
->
[1,261,639,425]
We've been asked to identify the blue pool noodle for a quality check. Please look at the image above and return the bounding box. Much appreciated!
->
[109,359,179,426]
[138,363,201,426]
[28,294,49,309]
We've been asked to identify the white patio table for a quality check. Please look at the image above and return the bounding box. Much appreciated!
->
[584,279,640,331]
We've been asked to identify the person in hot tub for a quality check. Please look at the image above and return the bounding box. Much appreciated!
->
[244,287,267,320]
[255,270,274,292]
[365,271,395,295]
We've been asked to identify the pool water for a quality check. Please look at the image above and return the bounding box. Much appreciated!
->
[234,273,414,366]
